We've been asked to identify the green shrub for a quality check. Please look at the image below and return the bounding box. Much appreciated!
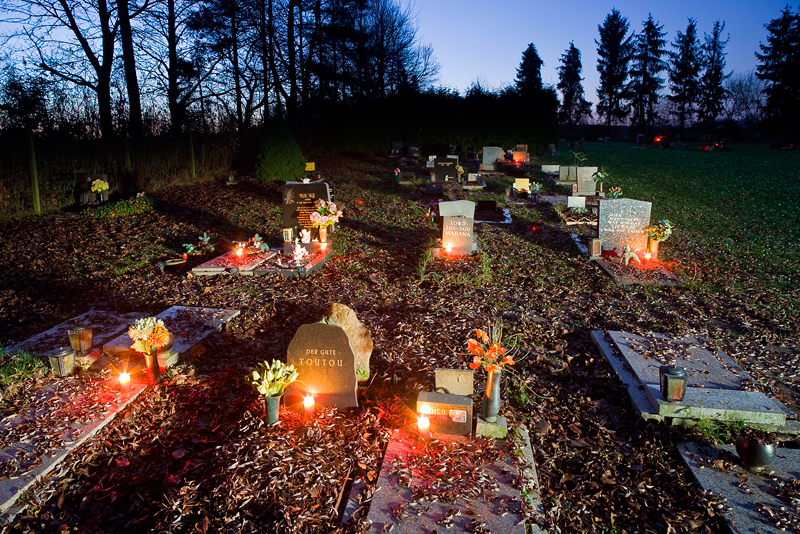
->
[256,120,306,182]
[81,194,154,219]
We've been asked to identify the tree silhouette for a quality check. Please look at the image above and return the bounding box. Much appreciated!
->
[628,14,667,132]
[668,18,702,133]
[557,42,591,139]
[596,8,634,135]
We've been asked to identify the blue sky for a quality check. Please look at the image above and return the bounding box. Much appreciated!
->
[414,0,790,101]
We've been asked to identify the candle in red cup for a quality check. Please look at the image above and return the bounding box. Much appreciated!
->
[119,372,131,393]
[303,395,315,417]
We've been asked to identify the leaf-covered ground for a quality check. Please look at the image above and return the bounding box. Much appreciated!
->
[1,150,799,533]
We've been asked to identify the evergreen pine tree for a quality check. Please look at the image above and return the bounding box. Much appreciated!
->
[668,18,702,132]
[557,42,592,137]
[755,6,800,136]
[516,43,544,96]
[596,8,634,134]
[628,14,667,131]
[697,20,730,132]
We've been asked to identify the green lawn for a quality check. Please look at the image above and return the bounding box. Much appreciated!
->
[545,142,800,320]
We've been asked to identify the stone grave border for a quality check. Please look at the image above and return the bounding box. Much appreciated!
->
[590,330,800,433]
[593,257,685,287]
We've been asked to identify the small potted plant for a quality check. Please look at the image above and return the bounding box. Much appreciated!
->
[736,427,777,472]
[183,232,215,258]
[643,219,673,260]
[530,181,541,202]
[245,360,299,424]
[607,186,623,198]
[310,199,342,243]
[466,320,515,423]
[592,170,607,196]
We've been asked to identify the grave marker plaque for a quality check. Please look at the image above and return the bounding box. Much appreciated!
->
[575,167,598,195]
[559,166,577,182]
[514,178,530,192]
[433,157,457,182]
[482,146,503,171]
[282,182,332,233]
[598,198,652,256]
[285,323,358,408]
[567,196,586,210]
[442,216,474,255]
[541,164,560,174]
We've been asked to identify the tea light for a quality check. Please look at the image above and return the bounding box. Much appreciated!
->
[235,247,244,257]
[303,395,315,417]
[444,244,453,254]
[644,251,652,261]
[119,372,131,393]
[320,242,328,251]
[417,416,430,440]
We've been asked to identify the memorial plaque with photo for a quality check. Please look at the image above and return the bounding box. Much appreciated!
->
[434,157,457,182]
[284,323,358,408]
[442,216,474,256]
[598,198,652,255]
[282,182,332,232]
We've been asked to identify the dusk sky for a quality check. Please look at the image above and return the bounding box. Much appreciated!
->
[415,0,791,102]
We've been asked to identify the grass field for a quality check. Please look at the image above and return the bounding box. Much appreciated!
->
[544,142,800,324]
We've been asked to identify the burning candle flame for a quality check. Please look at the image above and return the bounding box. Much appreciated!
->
[303,396,315,408]
[119,372,131,385]
[236,247,244,257]
[417,416,430,439]
[644,252,652,261]
[444,244,453,254]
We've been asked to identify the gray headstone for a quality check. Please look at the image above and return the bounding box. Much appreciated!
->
[576,167,598,194]
[438,200,475,219]
[541,164,559,174]
[482,146,503,171]
[598,198,652,256]
[407,146,420,156]
[433,157,457,182]
[466,173,480,182]
[284,323,358,409]
[442,216,474,256]
[282,182,332,234]
[559,166,577,182]
[446,154,459,164]
[567,196,586,210]
[390,141,403,155]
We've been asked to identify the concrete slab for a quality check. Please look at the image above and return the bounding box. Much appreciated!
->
[0,376,148,516]
[365,429,532,534]
[5,311,143,357]
[594,330,790,428]
[678,441,800,534]
[475,415,508,439]
[253,246,332,277]
[475,208,512,225]
[102,306,239,360]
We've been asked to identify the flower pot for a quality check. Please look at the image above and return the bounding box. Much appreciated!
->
[144,351,161,384]
[736,433,776,472]
[482,370,502,422]
[265,395,282,424]
[319,227,327,243]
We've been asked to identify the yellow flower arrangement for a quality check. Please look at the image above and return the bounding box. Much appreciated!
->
[91,179,109,193]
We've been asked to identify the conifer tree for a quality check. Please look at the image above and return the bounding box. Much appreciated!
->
[697,20,730,131]
[668,18,702,132]
[628,14,667,131]
[596,8,634,134]
[755,6,800,136]
[557,42,592,136]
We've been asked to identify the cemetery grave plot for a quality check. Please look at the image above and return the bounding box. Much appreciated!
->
[4,153,799,533]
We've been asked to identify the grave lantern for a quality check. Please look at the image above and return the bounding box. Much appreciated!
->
[659,365,688,403]
[49,347,76,377]
[67,327,93,356]
[590,239,602,258]
[282,228,293,243]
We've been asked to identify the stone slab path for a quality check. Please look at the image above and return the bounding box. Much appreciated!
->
[363,426,546,533]
[1,307,239,519]
[678,441,800,533]
[591,330,796,430]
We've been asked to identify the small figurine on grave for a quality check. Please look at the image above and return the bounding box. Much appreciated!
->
[300,229,311,243]
[618,245,641,266]
[292,239,309,264]
[393,168,401,182]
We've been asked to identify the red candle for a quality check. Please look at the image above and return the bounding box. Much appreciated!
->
[417,416,430,440]
[303,395,315,417]
[119,372,131,393]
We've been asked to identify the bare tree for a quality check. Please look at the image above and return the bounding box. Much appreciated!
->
[1,0,120,138]
[724,70,765,130]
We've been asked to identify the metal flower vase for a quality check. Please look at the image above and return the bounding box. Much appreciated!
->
[265,395,282,424]
[482,370,502,423]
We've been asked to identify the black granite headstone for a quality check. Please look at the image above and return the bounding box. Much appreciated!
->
[282,182,332,234]
[417,391,472,436]
[433,157,457,182]
[284,323,358,409]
